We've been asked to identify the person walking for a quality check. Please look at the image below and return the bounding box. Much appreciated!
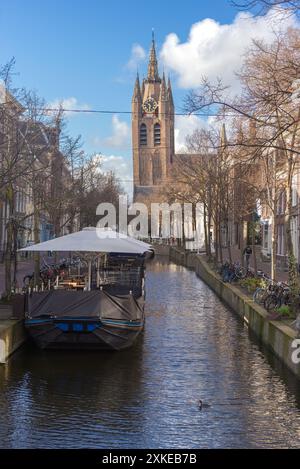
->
[243,245,252,270]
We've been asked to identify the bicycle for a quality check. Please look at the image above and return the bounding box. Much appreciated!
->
[233,263,246,279]
[23,259,68,291]
[263,283,290,311]
[219,261,246,283]
[253,273,272,304]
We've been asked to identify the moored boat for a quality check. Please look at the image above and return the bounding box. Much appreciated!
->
[19,228,150,351]
[25,289,145,350]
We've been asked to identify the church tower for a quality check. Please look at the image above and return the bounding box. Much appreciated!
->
[132,32,175,202]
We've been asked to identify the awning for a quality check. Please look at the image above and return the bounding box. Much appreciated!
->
[18,227,151,254]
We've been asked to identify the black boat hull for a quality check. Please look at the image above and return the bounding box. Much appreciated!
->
[24,290,144,351]
[25,317,144,350]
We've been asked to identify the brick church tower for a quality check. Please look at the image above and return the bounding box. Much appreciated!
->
[132,33,175,203]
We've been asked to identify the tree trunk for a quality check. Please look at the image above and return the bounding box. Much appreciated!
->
[226,223,232,263]
[240,221,246,267]
[214,220,219,264]
[4,187,14,298]
[218,220,223,264]
[33,207,40,288]
[203,203,208,256]
[207,207,212,260]
[285,161,299,313]
[271,216,278,282]
[251,221,257,274]
[286,172,298,277]
[4,219,12,298]
[12,221,18,290]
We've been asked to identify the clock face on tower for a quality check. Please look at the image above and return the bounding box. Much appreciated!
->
[142,97,158,113]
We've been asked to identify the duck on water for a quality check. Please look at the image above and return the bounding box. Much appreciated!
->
[198,400,211,411]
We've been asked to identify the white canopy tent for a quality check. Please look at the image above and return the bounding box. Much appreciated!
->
[19,227,151,254]
[19,228,152,291]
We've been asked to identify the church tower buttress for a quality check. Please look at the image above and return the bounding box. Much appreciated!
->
[132,33,175,202]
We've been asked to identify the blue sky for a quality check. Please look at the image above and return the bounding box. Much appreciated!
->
[0,0,297,193]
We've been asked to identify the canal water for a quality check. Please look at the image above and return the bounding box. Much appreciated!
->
[0,257,300,448]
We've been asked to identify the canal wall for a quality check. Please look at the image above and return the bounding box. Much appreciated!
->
[0,305,27,363]
[0,319,27,363]
[170,247,300,379]
[152,245,170,256]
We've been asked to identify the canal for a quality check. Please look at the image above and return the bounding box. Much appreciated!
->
[0,257,300,448]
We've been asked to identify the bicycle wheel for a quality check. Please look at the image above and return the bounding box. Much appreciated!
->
[235,267,246,279]
[246,270,255,278]
[253,288,266,304]
[264,294,280,311]
[282,292,291,306]
[23,275,33,288]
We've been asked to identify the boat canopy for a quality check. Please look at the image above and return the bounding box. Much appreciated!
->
[18,227,151,254]
[27,290,143,321]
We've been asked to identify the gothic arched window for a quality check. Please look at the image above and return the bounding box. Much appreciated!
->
[154,123,161,146]
[140,124,147,145]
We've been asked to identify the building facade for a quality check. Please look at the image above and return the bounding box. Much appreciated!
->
[0,86,74,260]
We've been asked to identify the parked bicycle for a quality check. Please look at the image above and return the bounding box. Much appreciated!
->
[219,261,247,283]
[23,257,68,290]
[253,277,291,310]
[263,282,291,311]
[253,273,273,305]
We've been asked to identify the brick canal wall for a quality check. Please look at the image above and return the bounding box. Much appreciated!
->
[170,247,300,379]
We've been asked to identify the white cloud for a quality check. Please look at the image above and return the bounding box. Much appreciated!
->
[175,115,207,152]
[160,8,298,92]
[47,97,90,115]
[94,153,133,196]
[102,114,130,149]
[126,43,146,70]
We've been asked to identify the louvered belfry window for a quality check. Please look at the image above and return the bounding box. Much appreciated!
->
[140,124,147,145]
[154,123,161,146]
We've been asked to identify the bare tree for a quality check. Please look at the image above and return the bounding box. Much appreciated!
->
[184,29,300,294]
[163,125,256,264]
[231,0,300,14]
[0,63,57,295]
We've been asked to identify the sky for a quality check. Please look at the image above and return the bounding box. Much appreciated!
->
[0,0,298,195]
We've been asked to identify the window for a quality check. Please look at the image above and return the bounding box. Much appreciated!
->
[263,223,269,250]
[291,216,298,258]
[292,174,298,207]
[140,124,147,146]
[277,190,285,215]
[154,123,161,146]
[277,224,285,255]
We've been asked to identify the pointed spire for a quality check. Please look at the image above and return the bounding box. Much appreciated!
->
[167,76,174,107]
[147,30,160,82]
[220,123,227,148]
[160,72,167,101]
[132,72,141,102]
[141,77,145,98]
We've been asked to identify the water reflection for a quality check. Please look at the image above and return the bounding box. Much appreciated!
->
[0,257,299,448]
